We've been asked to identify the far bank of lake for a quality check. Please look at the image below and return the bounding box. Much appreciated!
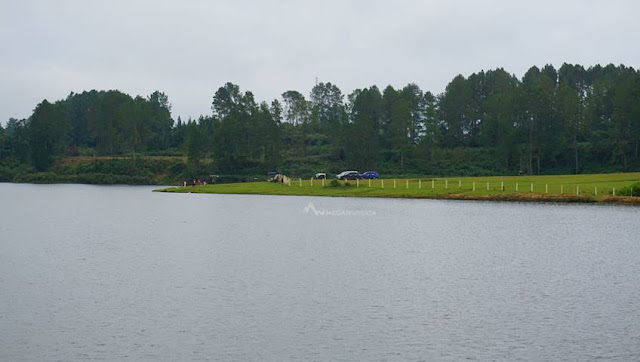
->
[156,172,640,205]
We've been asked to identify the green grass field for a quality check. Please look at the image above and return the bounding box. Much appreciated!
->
[157,172,640,204]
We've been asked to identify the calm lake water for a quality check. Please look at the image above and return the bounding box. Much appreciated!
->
[1,183,639,361]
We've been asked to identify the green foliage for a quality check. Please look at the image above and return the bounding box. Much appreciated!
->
[28,100,70,170]
[346,86,383,170]
[2,63,640,185]
[186,122,208,165]
[0,164,16,182]
[329,179,341,187]
[618,182,640,196]
[12,172,154,185]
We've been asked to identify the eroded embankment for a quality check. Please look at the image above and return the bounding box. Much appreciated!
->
[156,185,640,205]
[434,193,595,203]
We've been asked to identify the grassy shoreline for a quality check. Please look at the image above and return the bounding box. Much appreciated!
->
[155,172,640,205]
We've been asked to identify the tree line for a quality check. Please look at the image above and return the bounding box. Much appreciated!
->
[1,63,639,178]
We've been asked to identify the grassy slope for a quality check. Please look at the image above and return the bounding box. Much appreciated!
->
[156,172,640,204]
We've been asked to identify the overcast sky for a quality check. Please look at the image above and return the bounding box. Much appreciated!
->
[1,0,639,124]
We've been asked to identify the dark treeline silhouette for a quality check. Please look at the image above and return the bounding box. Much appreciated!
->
[1,63,639,182]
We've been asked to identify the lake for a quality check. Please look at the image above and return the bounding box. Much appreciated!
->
[1,183,639,361]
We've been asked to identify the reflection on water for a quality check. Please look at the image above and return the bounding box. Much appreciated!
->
[1,183,639,360]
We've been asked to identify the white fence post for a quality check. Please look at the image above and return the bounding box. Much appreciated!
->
[369,179,371,188]
[487,182,489,191]
[445,179,448,189]
[382,179,384,188]
[516,182,519,192]
[432,179,435,189]
[545,184,548,193]
[530,183,533,192]
[406,179,409,189]
[394,179,396,189]
[613,187,616,196]
[357,179,359,187]
[501,181,504,191]
[473,181,476,191]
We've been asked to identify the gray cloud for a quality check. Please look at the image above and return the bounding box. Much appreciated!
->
[1,0,638,124]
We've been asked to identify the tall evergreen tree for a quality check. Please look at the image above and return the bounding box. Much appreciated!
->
[346,86,383,169]
[28,100,70,170]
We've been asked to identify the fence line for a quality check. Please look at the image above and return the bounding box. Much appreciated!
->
[292,177,627,198]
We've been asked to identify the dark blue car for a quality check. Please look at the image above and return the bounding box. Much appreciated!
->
[361,171,379,179]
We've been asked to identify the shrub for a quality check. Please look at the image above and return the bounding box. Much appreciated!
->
[0,165,16,182]
[618,182,640,197]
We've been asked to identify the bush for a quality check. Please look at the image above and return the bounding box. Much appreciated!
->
[329,179,341,187]
[0,165,16,182]
[618,182,640,197]
[11,172,156,185]
[215,175,248,184]
[168,161,186,175]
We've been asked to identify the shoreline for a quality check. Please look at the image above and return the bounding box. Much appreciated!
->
[154,184,640,206]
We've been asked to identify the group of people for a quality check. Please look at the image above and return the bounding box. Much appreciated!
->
[182,179,206,187]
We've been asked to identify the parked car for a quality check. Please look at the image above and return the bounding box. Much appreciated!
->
[360,171,379,179]
[314,172,327,179]
[336,171,361,180]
